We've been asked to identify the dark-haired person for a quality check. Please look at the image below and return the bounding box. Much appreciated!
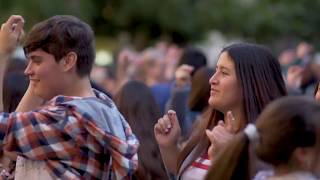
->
[206,96,320,180]
[314,81,320,102]
[0,15,138,179]
[154,43,287,179]
[0,57,28,179]
[115,80,168,180]
[3,57,28,113]
[181,67,215,142]
[165,47,208,137]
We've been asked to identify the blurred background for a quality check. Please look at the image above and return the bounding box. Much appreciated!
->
[1,3,320,177]
[1,0,320,50]
[1,0,320,97]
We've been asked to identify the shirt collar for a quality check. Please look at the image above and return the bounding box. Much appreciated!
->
[46,89,110,106]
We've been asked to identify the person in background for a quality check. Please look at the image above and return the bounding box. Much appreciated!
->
[181,67,215,142]
[115,80,168,180]
[314,81,320,102]
[177,47,208,77]
[206,96,320,180]
[165,47,208,138]
[0,57,28,179]
[3,57,28,112]
[284,42,318,95]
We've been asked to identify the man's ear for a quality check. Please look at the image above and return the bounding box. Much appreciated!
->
[60,51,77,72]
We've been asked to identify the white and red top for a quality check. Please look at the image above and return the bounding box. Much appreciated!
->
[180,153,211,180]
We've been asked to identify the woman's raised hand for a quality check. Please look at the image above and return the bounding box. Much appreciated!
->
[206,111,238,160]
[154,110,181,148]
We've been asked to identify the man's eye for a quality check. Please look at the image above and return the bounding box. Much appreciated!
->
[33,59,42,64]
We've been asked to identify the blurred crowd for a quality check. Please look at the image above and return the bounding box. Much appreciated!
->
[0,14,320,180]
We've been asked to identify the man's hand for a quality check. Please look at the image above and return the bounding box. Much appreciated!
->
[0,15,24,55]
[0,15,24,111]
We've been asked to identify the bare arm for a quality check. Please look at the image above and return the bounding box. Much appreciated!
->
[115,50,132,92]
[0,56,8,111]
[154,110,182,174]
[0,15,25,111]
[15,84,45,112]
[159,144,181,175]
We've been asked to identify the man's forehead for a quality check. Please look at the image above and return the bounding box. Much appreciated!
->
[26,49,47,58]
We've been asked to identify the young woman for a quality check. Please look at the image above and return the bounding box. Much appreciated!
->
[206,96,320,180]
[154,43,287,179]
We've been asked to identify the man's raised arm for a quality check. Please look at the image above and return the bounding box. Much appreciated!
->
[0,15,25,111]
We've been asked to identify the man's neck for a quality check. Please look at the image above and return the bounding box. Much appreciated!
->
[63,77,95,98]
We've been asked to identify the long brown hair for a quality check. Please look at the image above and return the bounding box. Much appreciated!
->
[188,67,215,112]
[206,96,320,180]
[114,80,168,180]
[177,43,287,173]
[3,57,28,112]
[314,81,319,96]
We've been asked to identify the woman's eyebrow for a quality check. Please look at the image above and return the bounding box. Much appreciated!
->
[218,65,230,72]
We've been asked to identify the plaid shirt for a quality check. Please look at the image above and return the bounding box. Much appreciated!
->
[0,90,139,179]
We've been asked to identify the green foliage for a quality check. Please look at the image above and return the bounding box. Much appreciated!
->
[98,0,320,45]
[0,0,96,30]
[1,0,320,46]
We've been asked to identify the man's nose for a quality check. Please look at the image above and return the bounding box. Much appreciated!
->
[24,62,33,76]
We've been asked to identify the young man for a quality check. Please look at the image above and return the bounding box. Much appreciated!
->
[0,15,139,179]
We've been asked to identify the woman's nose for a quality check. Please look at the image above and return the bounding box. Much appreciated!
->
[209,72,218,84]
